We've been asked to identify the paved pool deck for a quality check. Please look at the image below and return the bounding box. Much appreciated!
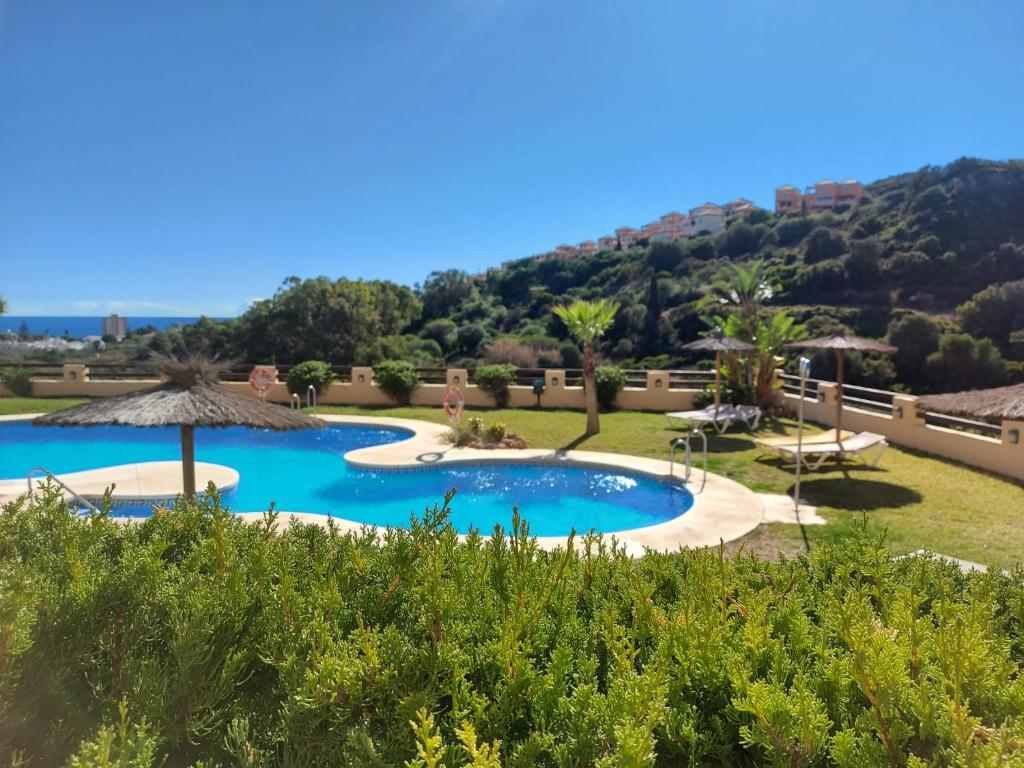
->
[1,413,766,554]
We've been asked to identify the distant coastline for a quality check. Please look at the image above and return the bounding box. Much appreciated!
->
[0,316,224,339]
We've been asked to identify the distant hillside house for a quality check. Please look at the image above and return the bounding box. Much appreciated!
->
[615,227,642,248]
[775,179,867,213]
[723,198,757,217]
[577,240,597,254]
[597,235,617,249]
[686,203,727,236]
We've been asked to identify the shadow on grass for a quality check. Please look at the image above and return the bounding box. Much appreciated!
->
[705,435,758,454]
[791,477,922,511]
[560,433,591,451]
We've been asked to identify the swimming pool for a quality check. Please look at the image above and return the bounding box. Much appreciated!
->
[0,421,693,535]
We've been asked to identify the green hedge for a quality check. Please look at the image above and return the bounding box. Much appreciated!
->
[286,360,334,396]
[375,360,421,404]
[2,489,1024,766]
[473,363,517,407]
[594,365,627,410]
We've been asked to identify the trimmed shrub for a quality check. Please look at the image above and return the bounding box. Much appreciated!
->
[594,365,627,410]
[374,359,420,404]
[0,367,34,396]
[3,489,1024,766]
[473,363,517,407]
[286,360,334,396]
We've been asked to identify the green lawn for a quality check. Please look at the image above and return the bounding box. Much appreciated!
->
[4,397,1023,569]
[0,397,87,415]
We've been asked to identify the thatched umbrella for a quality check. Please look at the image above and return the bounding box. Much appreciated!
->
[35,356,323,499]
[681,330,758,414]
[917,382,1024,422]
[786,334,897,437]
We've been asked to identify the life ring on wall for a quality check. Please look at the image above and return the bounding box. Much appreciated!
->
[443,384,465,422]
[249,366,276,398]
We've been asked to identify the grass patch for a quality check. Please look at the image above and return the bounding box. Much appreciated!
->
[0,396,87,415]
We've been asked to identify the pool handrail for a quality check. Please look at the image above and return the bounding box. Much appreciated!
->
[27,467,99,514]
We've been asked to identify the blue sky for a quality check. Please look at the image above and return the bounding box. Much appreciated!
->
[2,1,1022,316]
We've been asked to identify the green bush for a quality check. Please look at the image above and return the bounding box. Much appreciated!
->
[286,360,334,396]
[473,363,517,407]
[3,489,1024,766]
[0,367,34,397]
[484,420,507,441]
[594,365,627,410]
[374,359,420,404]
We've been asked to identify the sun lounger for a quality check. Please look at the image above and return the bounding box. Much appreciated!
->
[754,429,854,456]
[773,431,888,471]
[666,404,762,433]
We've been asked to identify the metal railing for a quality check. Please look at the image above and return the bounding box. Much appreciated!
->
[923,411,1003,440]
[27,468,98,514]
[840,383,896,415]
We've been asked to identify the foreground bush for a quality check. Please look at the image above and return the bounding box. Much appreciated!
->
[2,489,1024,766]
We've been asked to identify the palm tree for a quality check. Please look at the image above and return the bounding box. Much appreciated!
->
[715,260,774,335]
[554,299,619,435]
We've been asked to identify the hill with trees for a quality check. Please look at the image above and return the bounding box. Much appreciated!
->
[148,157,1024,394]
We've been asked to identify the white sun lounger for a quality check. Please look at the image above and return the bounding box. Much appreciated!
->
[666,404,762,434]
[774,432,889,471]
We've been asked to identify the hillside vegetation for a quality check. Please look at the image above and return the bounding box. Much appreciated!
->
[146,158,1024,393]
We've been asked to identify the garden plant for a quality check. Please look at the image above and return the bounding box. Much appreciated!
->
[2,487,1024,766]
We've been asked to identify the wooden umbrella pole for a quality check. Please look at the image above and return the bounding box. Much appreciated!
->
[180,424,196,500]
[714,351,722,415]
[835,350,845,444]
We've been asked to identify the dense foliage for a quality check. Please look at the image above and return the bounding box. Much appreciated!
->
[594,365,627,410]
[141,158,1024,393]
[375,360,421,404]
[285,360,334,396]
[473,364,518,407]
[3,489,1024,766]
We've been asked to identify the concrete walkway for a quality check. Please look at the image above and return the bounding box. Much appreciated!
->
[0,461,239,505]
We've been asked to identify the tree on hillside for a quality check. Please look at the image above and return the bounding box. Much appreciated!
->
[925,334,1007,391]
[642,274,662,355]
[420,269,474,321]
[554,299,619,435]
[887,312,941,389]
[957,280,1024,353]
[804,227,846,263]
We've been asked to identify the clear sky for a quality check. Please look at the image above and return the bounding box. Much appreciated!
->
[2,1,1022,316]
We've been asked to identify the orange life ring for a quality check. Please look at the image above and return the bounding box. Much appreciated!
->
[249,366,276,397]
[443,384,464,422]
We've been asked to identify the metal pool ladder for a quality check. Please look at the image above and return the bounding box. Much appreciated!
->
[27,467,98,514]
[669,430,708,494]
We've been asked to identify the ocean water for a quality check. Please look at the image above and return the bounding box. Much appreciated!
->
[0,421,692,536]
[0,316,222,339]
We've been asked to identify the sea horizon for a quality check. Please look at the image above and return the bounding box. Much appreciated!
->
[0,315,227,339]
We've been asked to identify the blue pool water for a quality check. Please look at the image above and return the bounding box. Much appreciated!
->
[0,421,692,535]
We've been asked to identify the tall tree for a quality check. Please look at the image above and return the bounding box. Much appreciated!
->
[554,299,619,435]
[642,274,662,355]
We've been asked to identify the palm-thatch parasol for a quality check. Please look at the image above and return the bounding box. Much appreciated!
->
[35,355,323,499]
[917,382,1024,422]
[786,334,897,438]
[681,330,758,413]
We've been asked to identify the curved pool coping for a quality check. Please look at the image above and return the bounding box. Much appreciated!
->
[0,413,765,554]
